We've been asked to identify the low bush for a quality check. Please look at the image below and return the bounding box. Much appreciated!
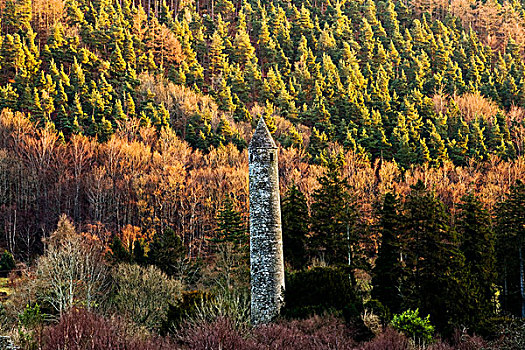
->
[39,311,520,350]
[161,290,213,333]
[112,263,181,331]
[283,266,362,320]
[42,308,173,350]
[451,329,489,350]
[252,315,358,350]
[390,309,434,346]
[426,342,454,350]
[488,316,525,350]
[0,250,15,277]
[187,288,250,329]
[360,327,411,350]
[364,299,391,325]
[178,315,358,350]
[178,317,255,350]
[17,303,46,350]
[18,303,44,329]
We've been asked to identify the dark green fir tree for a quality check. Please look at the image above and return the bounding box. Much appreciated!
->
[310,157,357,266]
[457,193,497,330]
[372,192,403,315]
[281,185,309,270]
[496,181,525,317]
[213,195,247,245]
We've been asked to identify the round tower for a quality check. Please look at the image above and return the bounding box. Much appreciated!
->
[248,117,285,325]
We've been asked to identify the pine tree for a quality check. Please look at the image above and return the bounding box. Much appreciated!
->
[124,92,135,118]
[233,28,255,67]
[214,116,233,145]
[401,180,466,333]
[293,5,314,42]
[215,77,235,113]
[110,44,127,83]
[108,236,131,263]
[209,31,227,78]
[213,195,247,245]
[282,124,303,148]
[215,0,235,19]
[457,194,496,330]
[392,112,416,168]
[310,158,357,266]
[427,120,448,165]
[133,240,146,265]
[308,127,328,162]
[56,105,73,136]
[281,185,309,270]
[258,17,276,69]
[98,117,113,142]
[372,193,404,315]
[113,99,127,121]
[359,18,374,62]
[468,118,488,160]
[496,181,525,317]
[148,227,186,277]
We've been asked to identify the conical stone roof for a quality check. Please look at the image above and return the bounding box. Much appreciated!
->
[249,117,277,149]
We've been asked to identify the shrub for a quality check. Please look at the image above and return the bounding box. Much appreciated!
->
[364,299,391,325]
[178,317,255,350]
[161,290,213,333]
[178,315,358,350]
[488,316,525,350]
[17,303,46,350]
[187,288,250,329]
[0,250,16,276]
[451,329,489,350]
[283,266,362,320]
[18,303,44,329]
[251,315,358,350]
[360,327,411,350]
[42,308,174,350]
[112,263,181,331]
[391,309,434,345]
[361,308,383,335]
[426,342,454,350]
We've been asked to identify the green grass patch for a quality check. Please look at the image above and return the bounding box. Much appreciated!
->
[0,277,11,296]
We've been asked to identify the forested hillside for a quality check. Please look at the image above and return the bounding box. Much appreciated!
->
[0,0,524,162]
[0,0,525,347]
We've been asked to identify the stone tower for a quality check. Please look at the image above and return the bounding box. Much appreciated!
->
[249,117,285,325]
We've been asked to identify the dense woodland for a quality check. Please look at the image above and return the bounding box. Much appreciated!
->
[0,0,525,347]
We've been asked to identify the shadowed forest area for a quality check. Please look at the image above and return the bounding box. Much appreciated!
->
[0,0,525,347]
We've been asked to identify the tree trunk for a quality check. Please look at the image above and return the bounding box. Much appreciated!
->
[503,264,508,312]
[346,221,351,268]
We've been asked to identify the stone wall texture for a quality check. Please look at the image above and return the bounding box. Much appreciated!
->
[249,118,285,325]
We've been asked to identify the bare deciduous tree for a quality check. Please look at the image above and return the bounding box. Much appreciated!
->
[112,263,181,330]
[36,215,110,315]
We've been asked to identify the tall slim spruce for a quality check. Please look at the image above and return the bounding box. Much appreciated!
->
[457,194,497,329]
[281,185,309,270]
[372,192,403,314]
[496,181,525,317]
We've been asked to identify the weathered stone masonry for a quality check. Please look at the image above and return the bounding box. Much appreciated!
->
[249,117,285,325]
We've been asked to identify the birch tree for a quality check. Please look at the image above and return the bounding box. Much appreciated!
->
[36,215,109,315]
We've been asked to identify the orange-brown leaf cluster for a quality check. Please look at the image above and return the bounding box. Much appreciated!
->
[0,109,524,258]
